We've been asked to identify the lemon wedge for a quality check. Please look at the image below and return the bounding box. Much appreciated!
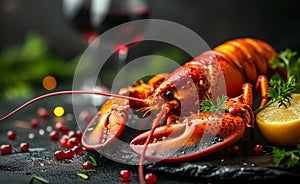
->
[256,93,300,147]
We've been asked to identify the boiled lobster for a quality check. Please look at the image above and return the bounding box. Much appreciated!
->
[0,38,286,183]
[81,38,286,157]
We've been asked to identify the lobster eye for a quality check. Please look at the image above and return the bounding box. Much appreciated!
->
[162,89,174,100]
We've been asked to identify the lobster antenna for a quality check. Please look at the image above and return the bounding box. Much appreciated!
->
[138,107,167,183]
[0,90,144,122]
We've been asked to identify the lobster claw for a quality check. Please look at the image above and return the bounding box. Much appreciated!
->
[81,98,130,150]
[130,112,247,162]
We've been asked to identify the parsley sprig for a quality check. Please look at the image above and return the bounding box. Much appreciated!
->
[273,143,300,168]
[268,76,296,108]
[278,49,300,80]
[254,76,296,114]
[254,49,299,114]
[201,95,228,113]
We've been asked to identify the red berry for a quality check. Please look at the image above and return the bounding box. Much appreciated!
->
[1,144,12,155]
[55,122,63,130]
[31,119,39,128]
[7,130,16,140]
[37,107,49,119]
[64,150,75,159]
[68,131,76,138]
[145,173,157,184]
[54,150,65,160]
[254,144,264,153]
[82,161,94,170]
[49,130,60,141]
[66,137,80,148]
[60,135,69,147]
[231,145,240,154]
[72,146,84,156]
[55,122,69,134]
[75,130,83,139]
[120,169,131,182]
[20,142,29,152]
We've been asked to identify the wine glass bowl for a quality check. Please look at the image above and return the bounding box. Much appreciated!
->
[62,0,149,44]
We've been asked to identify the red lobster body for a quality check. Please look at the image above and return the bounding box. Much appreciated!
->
[82,38,285,160]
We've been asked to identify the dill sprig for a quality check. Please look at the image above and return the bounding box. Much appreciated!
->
[201,95,228,113]
[272,143,300,168]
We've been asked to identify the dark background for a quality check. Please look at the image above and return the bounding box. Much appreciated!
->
[1,1,300,183]
[1,0,299,59]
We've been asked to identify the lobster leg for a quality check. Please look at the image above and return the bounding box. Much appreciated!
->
[254,75,269,107]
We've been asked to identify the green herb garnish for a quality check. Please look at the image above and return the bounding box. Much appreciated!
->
[272,143,300,168]
[254,48,300,114]
[89,156,97,166]
[270,49,300,90]
[201,95,228,113]
[77,173,89,180]
[278,49,300,79]
[78,169,96,173]
[28,175,49,184]
[76,156,97,180]
[254,76,296,114]
[76,169,96,180]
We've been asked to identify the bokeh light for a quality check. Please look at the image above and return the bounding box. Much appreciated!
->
[53,106,65,117]
[42,75,57,90]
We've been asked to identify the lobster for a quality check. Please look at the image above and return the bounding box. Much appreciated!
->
[81,37,286,154]
[0,38,286,183]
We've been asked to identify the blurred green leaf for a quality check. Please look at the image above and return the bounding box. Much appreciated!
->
[0,33,78,99]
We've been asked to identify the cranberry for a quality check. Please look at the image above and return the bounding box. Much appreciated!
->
[1,144,12,155]
[254,144,264,153]
[7,130,16,140]
[72,146,84,156]
[55,122,69,134]
[230,145,240,154]
[20,142,29,152]
[31,119,39,128]
[66,137,80,148]
[60,135,69,147]
[75,130,83,139]
[68,131,76,138]
[145,173,157,184]
[37,107,49,119]
[49,130,60,141]
[54,150,65,160]
[120,169,131,182]
[64,150,75,159]
[82,161,94,170]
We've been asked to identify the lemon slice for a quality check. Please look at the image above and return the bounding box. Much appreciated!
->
[256,93,300,147]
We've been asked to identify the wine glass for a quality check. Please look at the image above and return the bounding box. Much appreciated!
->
[62,0,150,59]
[61,0,150,105]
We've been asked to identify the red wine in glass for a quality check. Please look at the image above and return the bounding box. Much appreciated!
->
[62,0,150,101]
[62,0,150,45]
